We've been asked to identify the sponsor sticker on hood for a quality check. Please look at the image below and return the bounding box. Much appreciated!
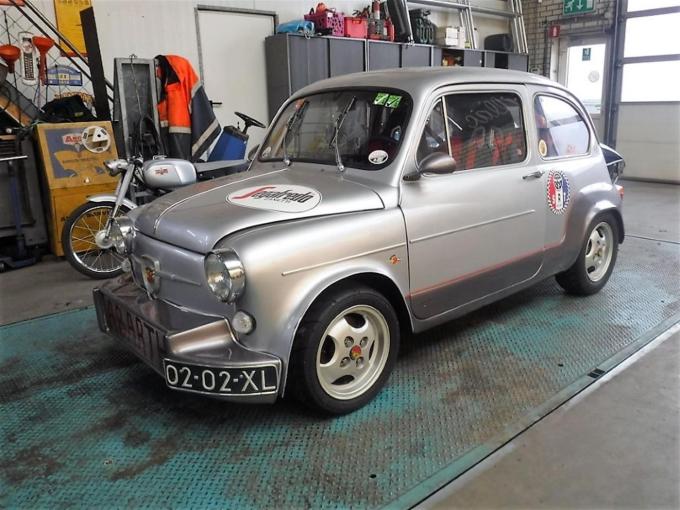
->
[227,185,322,213]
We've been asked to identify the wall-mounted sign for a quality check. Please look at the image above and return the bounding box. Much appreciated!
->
[54,0,91,57]
[548,25,561,38]
[46,65,83,86]
[563,0,595,16]
[582,47,592,61]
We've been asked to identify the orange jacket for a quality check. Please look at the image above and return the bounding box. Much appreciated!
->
[156,55,220,161]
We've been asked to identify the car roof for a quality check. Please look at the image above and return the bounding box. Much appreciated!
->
[294,66,564,100]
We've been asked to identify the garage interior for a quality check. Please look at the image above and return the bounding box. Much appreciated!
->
[1,0,679,508]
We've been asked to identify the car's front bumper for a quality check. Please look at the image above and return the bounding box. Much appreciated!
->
[93,278,281,403]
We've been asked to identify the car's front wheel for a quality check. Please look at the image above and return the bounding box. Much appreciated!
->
[289,284,400,415]
[556,213,619,295]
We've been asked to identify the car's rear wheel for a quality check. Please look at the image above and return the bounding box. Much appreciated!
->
[289,284,399,415]
[556,213,619,295]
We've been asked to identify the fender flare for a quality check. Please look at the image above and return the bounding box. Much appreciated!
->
[88,194,137,211]
[279,268,411,396]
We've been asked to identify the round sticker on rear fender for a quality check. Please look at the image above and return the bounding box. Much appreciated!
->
[227,185,322,213]
[368,149,388,165]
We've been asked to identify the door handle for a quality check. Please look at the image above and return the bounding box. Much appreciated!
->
[522,170,545,180]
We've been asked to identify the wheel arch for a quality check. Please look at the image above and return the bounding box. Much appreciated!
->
[280,270,413,397]
[309,272,414,335]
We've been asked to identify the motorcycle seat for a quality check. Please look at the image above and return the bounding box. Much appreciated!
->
[194,159,249,180]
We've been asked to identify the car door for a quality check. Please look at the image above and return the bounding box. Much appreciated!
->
[530,87,596,269]
[400,84,546,320]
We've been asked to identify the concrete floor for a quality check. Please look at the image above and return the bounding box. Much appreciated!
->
[422,326,680,509]
[0,256,99,326]
[1,179,679,508]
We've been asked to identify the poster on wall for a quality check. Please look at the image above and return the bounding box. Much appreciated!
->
[54,0,91,57]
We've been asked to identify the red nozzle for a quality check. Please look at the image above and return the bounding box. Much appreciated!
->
[32,36,55,85]
[0,45,20,74]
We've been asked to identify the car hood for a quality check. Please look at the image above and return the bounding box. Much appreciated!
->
[135,166,385,253]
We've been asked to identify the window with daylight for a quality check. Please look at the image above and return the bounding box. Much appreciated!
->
[627,0,680,12]
[621,8,680,102]
[534,95,590,158]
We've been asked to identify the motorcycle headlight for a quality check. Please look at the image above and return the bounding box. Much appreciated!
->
[111,216,135,255]
[205,250,245,303]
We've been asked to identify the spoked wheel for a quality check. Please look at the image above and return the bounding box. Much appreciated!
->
[289,284,399,415]
[61,201,130,279]
[556,213,619,295]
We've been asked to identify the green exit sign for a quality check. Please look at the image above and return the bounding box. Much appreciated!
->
[564,0,595,15]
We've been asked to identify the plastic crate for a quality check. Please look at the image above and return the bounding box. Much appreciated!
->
[344,16,368,38]
[304,10,345,36]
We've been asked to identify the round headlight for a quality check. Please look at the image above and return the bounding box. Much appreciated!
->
[109,221,125,254]
[110,216,135,255]
[204,250,245,303]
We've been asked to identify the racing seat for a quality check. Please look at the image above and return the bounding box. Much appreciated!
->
[194,159,249,181]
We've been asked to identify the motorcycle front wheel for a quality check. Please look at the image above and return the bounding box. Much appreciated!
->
[61,201,131,279]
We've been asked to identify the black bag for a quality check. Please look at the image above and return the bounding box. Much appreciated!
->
[484,34,514,52]
[39,95,96,123]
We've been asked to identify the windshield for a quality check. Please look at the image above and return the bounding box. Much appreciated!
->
[259,89,412,170]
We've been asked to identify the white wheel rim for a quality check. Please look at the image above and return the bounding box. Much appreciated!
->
[315,305,390,400]
[585,221,614,282]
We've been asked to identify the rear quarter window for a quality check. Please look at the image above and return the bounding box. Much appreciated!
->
[534,95,590,158]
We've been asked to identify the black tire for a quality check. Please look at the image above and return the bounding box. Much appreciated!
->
[288,284,400,415]
[61,201,130,280]
[556,212,619,295]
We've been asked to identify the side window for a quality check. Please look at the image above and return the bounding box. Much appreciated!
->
[534,95,590,158]
[416,98,449,165]
[444,92,527,171]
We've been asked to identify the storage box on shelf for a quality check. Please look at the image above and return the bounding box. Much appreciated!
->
[304,9,344,36]
[344,17,368,39]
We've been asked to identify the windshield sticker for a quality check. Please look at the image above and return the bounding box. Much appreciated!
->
[546,171,570,215]
[373,92,390,106]
[385,94,402,108]
[538,139,548,157]
[368,149,389,165]
[374,93,403,108]
[228,185,322,213]
[261,146,272,158]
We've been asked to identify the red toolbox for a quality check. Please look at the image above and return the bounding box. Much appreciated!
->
[304,9,345,36]
[344,16,368,38]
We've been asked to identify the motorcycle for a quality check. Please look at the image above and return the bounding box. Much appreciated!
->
[62,112,264,279]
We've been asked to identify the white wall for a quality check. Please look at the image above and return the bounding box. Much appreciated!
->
[86,0,510,82]
[616,103,680,183]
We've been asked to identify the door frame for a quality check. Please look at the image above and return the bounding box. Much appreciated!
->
[194,5,278,80]
[556,33,611,139]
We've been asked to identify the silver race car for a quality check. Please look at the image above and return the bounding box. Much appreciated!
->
[94,67,624,414]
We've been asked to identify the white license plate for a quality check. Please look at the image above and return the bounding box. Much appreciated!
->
[163,360,278,396]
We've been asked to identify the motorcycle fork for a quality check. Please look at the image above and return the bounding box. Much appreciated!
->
[103,165,135,238]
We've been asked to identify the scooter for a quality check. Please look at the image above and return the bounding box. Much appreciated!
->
[61,112,265,279]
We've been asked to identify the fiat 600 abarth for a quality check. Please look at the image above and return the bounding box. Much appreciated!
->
[94,67,625,414]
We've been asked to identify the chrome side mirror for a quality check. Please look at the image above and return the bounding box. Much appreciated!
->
[406,152,457,181]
